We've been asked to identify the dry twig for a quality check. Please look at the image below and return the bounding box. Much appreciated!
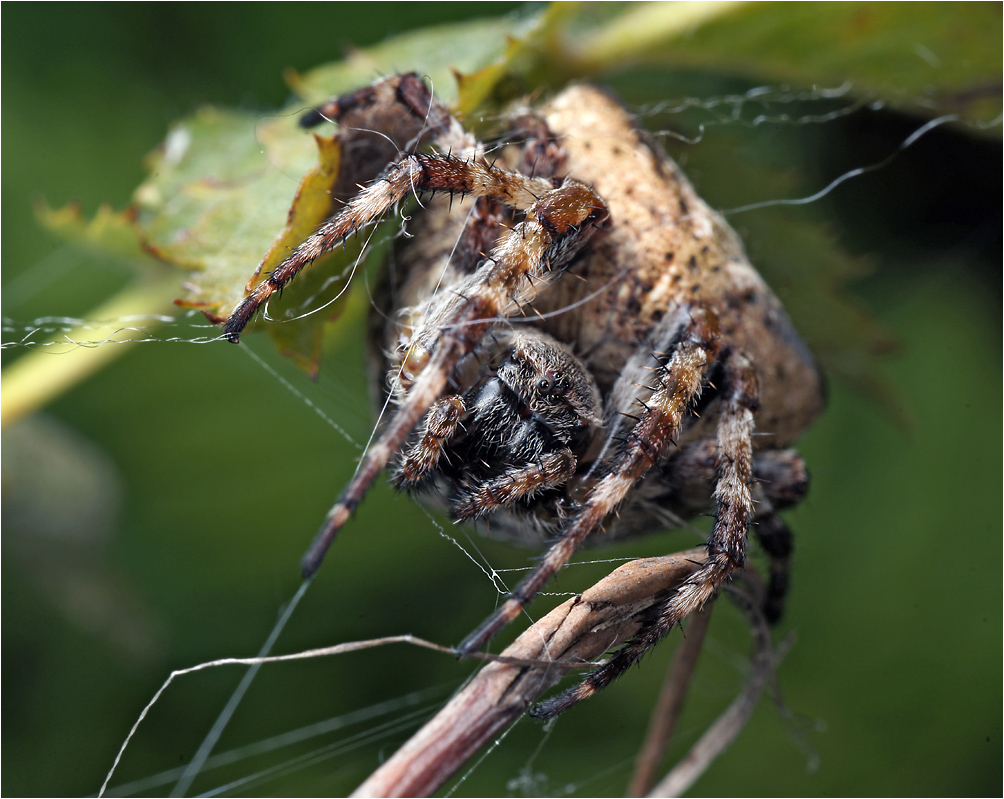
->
[352,549,706,797]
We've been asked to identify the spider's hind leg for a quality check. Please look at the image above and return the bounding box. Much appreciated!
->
[531,347,760,719]
[457,305,724,656]
[751,504,793,625]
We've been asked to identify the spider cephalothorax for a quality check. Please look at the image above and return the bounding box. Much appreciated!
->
[222,73,825,717]
[394,328,603,532]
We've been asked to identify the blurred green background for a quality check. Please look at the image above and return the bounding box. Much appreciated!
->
[2,3,1000,797]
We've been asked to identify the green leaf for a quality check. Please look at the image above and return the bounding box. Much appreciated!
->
[32,0,1001,390]
[136,107,327,321]
[559,1,1002,126]
[286,6,564,111]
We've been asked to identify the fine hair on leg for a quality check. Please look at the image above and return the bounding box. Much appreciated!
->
[532,346,759,718]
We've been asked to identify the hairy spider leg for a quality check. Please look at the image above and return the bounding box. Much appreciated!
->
[299,177,608,577]
[457,305,723,656]
[453,448,578,520]
[748,448,807,622]
[223,155,564,341]
[651,442,807,624]
[531,347,759,718]
[395,395,467,487]
[449,111,568,277]
[750,499,794,624]
[226,73,474,338]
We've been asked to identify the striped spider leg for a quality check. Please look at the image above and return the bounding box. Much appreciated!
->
[531,338,762,717]
[222,75,608,577]
[455,306,727,652]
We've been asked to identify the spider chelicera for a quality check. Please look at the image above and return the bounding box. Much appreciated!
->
[223,73,824,717]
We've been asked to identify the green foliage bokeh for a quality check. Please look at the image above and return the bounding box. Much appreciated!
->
[2,3,1000,797]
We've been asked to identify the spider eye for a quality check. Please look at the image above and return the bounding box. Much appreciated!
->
[537,376,553,395]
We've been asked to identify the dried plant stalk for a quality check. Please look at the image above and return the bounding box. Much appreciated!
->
[352,549,706,798]
[628,603,714,797]
[648,582,777,798]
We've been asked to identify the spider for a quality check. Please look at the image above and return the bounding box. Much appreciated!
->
[223,74,824,718]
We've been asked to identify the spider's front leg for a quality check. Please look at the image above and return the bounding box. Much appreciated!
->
[531,348,760,718]
[457,305,723,656]
[222,155,564,342]
[294,175,607,577]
